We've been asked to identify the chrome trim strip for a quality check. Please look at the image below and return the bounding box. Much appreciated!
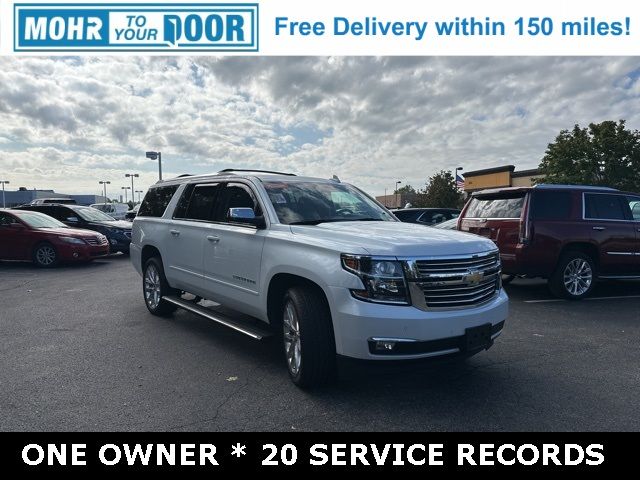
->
[605,251,638,256]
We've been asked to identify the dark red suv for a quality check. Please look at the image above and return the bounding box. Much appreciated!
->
[458,185,640,299]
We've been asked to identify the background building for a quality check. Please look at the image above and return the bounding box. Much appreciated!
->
[0,187,106,207]
[463,165,543,193]
[375,193,419,209]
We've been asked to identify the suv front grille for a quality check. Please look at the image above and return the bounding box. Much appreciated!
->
[408,251,501,309]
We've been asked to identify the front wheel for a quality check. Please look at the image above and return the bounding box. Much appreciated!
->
[33,243,58,268]
[548,251,596,300]
[143,257,177,316]
[282,286,336,388]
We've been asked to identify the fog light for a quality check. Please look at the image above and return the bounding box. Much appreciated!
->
[73,252,79,258]
[109,239,117,245]
[375,340,396,351]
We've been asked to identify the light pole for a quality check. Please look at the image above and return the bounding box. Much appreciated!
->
[395,180,402,208]
[0,180,9,208]
[135,190,143,203]
[125,173,139,201]
[121,186,130,203]
[98,180,110,205]
[146,151,162,181]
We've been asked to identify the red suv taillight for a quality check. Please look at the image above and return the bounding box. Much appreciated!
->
[518,194,532,245]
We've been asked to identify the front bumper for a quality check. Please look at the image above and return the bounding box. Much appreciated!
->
[327,286,509,360]
[57,243,110,262]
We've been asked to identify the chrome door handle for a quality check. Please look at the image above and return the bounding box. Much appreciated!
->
[592,226,606,231]
[206,235,220,243]
[170,229,180,236]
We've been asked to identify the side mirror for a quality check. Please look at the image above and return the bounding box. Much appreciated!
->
[66,216,79,223]
[227,208,265,229]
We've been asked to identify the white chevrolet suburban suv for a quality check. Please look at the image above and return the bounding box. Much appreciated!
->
[130,169,508,387]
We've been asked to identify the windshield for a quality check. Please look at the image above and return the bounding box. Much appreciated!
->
[263,181,395,225]
[74,207,116,222]
[15,211,67,229]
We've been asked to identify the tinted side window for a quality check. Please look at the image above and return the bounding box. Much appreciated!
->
[0,213,18,225]
[138,185,179,218]
[531,191,572,220]
[216,183,262,222]
[183,184,220,221]
[394,210,419,222]
[584,194,627,220]
[626,196,640,221]
[465,194,526,219]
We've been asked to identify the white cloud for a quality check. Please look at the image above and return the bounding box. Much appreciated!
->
[0,57,639,196]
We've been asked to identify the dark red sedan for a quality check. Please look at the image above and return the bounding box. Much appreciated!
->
[0,209,109,267]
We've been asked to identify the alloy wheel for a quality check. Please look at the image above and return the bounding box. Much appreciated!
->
[144,264,162,309]
[563,258,593,296]
[36,246,56,266]
[283,300,302,375]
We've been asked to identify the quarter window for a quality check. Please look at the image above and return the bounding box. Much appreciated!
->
[138,185,179,218]
[584,193,627,220]
[531,191,572,220]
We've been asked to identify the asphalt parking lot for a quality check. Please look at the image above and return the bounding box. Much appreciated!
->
[1,256,639,432]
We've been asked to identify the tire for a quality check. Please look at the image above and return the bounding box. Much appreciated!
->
[282,286,337,388]
[33,242,58,268]
[501,274,517,285]
[548,251,596,300]
[142,257,178,316]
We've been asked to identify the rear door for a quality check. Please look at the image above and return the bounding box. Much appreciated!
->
[0,212,30,260]
[584,193,638,275]
[165,183,220,294]
[459,190,528,260]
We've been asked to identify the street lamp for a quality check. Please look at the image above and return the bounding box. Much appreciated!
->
[0,180,11,208]
[146,151,162,181]
[395,180,402,208]
[0,180,9,208]
[135,190,143,203]
[121,186,131,203]
[98,180,110,205]
[125,173,139,202]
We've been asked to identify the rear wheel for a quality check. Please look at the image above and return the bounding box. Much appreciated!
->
[143,257,178,316]
[33,243,58,268]
[548,251,596,300]
[282,286,336,388]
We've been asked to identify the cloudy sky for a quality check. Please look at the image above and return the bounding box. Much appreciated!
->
[0,56,639,198]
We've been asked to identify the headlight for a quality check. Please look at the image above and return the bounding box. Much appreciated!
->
[106,227,121,234]
[341,254,410,305]
[59,236,86,245]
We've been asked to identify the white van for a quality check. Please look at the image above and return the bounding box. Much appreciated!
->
[90,203,129,220]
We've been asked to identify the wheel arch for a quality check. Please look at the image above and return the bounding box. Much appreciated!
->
[558,241,600,269]
[266,272,332,328]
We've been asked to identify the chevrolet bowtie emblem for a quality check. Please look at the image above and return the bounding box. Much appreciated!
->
[463,270,484,285]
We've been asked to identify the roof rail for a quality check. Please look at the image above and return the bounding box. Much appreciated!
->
[534,184,619,191]
[218,169,296,176]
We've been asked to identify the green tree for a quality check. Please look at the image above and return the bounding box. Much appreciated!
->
[394,184,416,195]
[539,120,640,191]
[416,170,464,208]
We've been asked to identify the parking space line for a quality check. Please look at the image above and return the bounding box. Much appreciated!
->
[524,295,640,304]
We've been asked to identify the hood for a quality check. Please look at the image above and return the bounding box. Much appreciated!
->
[89,220,131,229]
[290,221,496,257]
[38,227,103,239]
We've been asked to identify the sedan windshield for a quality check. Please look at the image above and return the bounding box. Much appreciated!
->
[15,211,67,229]
[74,207,116,222]
[263,181,395,225]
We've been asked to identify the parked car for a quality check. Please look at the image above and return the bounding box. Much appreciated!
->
[130,170,508,387]
[14,204,132,254]
[125,204,140,221]
[458,184,640,299]
[394,207,460,226]
[433,217,459,230]
[28,198,77,205]
[0,209,109,267]
[91,203,129,220]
